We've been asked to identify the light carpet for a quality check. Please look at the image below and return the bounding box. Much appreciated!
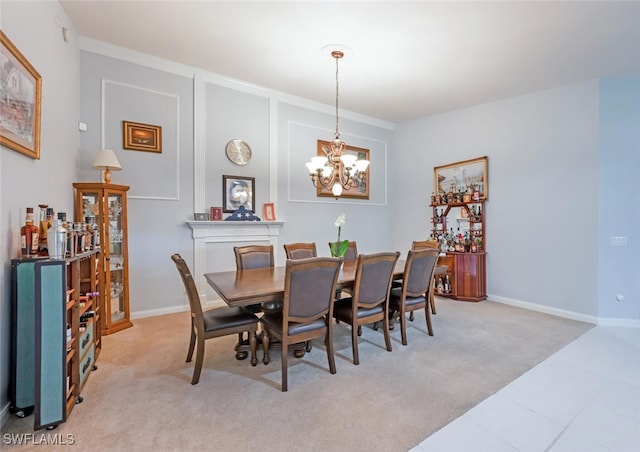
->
[2,298,593,451]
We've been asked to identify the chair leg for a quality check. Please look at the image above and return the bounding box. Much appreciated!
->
[400,311,408,346]
[262,328,270,365]
[383,312,392,352]
[429,285,437,315]
[357,325,362,336]
[409,312,414,322]
[425,305,434,336]
[191,336,205,385]
[281,339,288,392]
[326,323,336,375]
[249,329,258,366]
[186,321,196,363]
[351,323,360,365]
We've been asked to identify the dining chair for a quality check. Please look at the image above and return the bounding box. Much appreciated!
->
[283,242,317,260]
[389,248,440,345]
[410,239,446,315]
[260,257,341,392]
[171,254,259,384]
[233,244,282,314]
[328,240,358,261]
[333,251,400,365]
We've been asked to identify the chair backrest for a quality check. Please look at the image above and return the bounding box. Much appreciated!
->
[328,241,358,261]
[234,244,275,270]
[352,252,400,309]
[402,248,440,298]
[283,242,317,260]
[171,253,204,324]
[283,257,341,324]
[411,240,439,250]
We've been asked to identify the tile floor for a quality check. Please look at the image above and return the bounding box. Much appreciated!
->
[412,325,640,452]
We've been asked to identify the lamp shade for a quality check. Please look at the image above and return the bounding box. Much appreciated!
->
[92,149,121,184]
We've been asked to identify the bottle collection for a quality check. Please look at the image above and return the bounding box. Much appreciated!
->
[20,204,100,259]
[430,200,484,253]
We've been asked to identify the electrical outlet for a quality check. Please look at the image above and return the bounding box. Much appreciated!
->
[611,236,628,246]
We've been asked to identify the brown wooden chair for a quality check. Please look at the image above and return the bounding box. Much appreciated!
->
[328,240,357,261]
[234,244,282,314]
[333,252,400,365]
[389,248,440,345]
[283,242,317,260]
[260,257,342,391]
[171,254,259,384]
[410,240,446,315]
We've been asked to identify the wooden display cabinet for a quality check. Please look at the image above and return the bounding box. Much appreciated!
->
[73,183,132,334]
[430,200,487,301]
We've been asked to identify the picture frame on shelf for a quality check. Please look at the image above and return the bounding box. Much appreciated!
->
[193,212,209,221]
[210,206,223,221]
[223,175,254,213]
[434,156,488,200]
[316,140,370,199]
[122,120,162,153]
[262,203,276,221]
[0,31,42,160]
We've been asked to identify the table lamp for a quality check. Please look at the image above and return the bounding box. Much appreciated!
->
[92,149,122,184]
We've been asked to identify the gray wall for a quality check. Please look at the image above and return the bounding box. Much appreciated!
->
[598,79,640,321]
[393,80,638,323]
[1,0,81,424]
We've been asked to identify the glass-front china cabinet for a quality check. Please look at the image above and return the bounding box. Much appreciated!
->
[73,183,132,334]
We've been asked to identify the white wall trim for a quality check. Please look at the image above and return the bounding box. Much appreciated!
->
[489,294,640,328]
[101,79,180,200]
[80,36,394,131]
[193,74,206,211]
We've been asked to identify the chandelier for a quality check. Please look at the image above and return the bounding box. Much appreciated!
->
[306,50,369,197]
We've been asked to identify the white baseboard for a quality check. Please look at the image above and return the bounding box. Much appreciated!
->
[488,294,640,328]
[131,298,226,320]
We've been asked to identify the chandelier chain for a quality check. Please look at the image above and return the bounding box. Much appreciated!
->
[334,54,340,140]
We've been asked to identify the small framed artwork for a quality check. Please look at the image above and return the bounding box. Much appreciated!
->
[262,203,276,221]
[210,206,223,221]
[193,212,210,221]
[223,175,254,213]
[122,120,162,153]
[316,140,370,199]
[434,156,488,200]
[0,31,42,159]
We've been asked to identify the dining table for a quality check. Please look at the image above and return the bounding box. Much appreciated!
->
[204,259,407,361]
[204,259,406,308]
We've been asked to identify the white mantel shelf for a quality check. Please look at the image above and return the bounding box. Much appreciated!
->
[186,221,285,299]
[187,220,285,239]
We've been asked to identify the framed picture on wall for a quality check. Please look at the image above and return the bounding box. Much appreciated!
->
[223,175,254,213]
[316,140,370,199]
[0,31,42,159]
[434,156,488,200]
[123,120,162,153]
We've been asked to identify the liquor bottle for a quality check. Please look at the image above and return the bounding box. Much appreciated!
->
[47,218,67,259]
[20,207,39,257]
[38,204,49,255]
[445,275,451,293]
[59,212,75,258]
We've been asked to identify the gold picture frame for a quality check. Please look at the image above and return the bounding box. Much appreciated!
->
[122,121,162,153]
[316,140,370,199]
[434,156,488,200]
[0,31,42,159]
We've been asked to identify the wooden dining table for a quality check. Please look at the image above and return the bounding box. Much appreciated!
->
[204,259,406,308]
[204,259,407,361]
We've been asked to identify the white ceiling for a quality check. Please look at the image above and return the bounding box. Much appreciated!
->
[60,1,640,123]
